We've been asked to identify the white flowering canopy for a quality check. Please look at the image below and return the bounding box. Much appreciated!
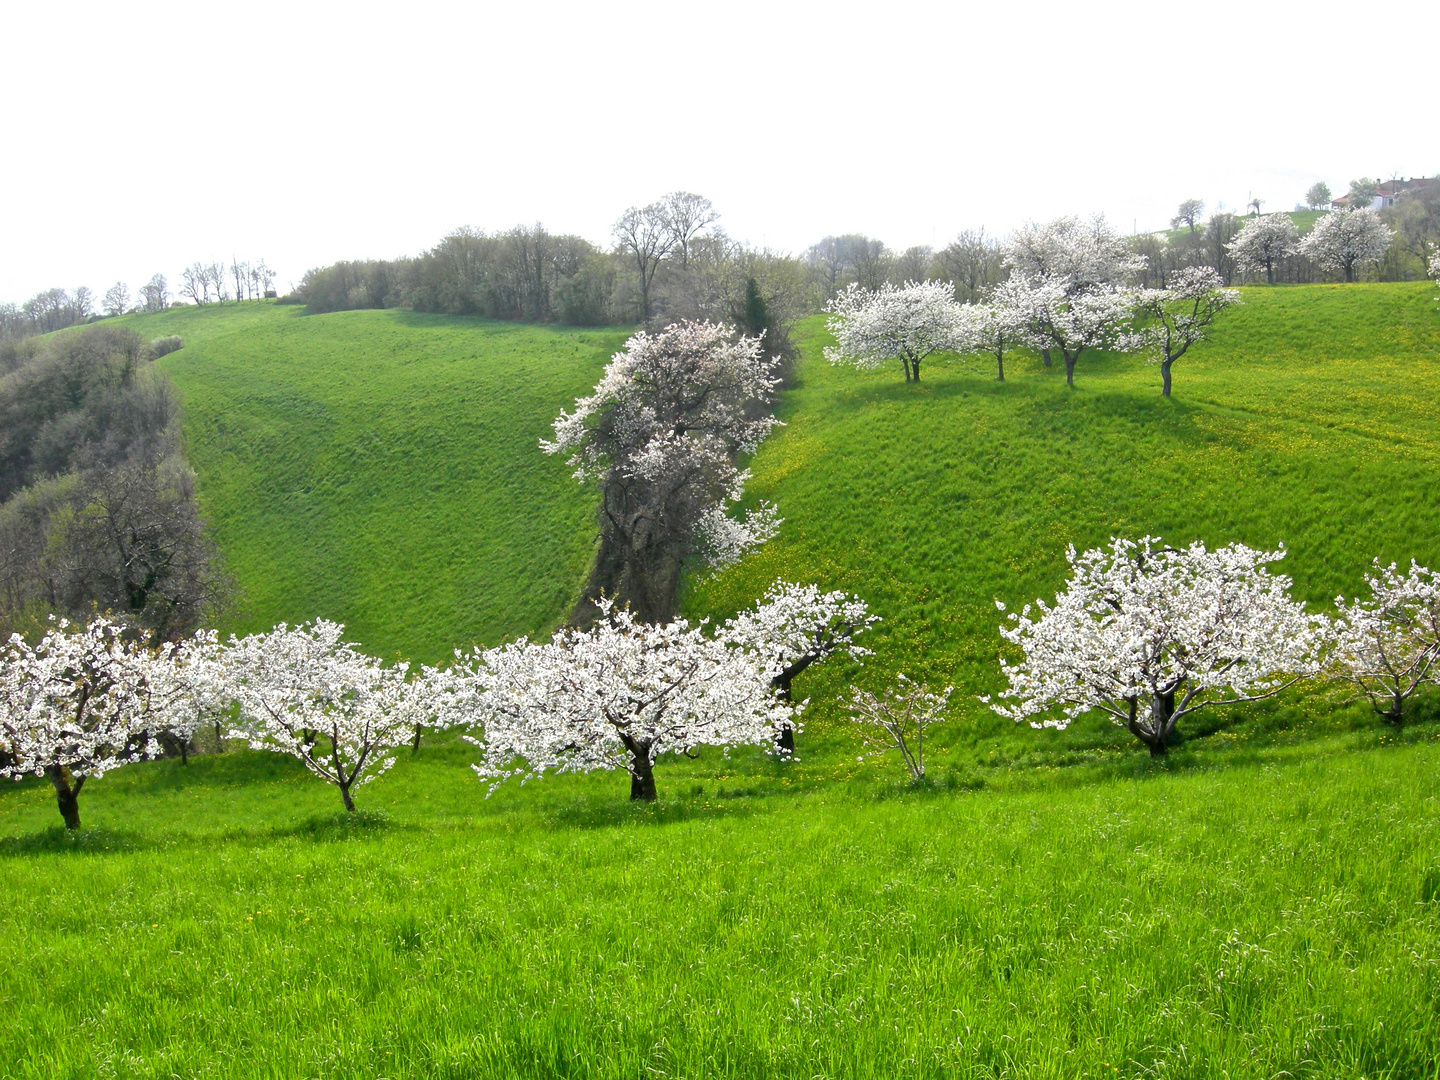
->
[1129,267,1241,395]
[0,617,181,784]
[823,280,974,381]
[220,620,419,810]
[460,600,794,801]
[0,617,217,827]
[542,320,781,576]
[989,538,1330,754]
[721,580,879,693]
[1334,560,1440,724]
[1227,214,1301,283]
[1002,215,1146,294]
[1299,209,1394,282]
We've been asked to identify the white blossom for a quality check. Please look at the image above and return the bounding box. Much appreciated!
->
[457,599,795,801]
[0,617,208,829]
[721,580,879,692]
[990,538,1330,755]
[1227,214,1300,284]
[220,621,419,811]
[991,274,1137,387]
[1129,267,1241,396]
[845,673,951,780]
[542,321,783,613]
[823,280,975,382]
[1333,560,1440,725]
[1002,215,1146,293]
[1299,209,1394,282]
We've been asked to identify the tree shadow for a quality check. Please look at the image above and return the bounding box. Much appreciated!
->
[0,826,149,858]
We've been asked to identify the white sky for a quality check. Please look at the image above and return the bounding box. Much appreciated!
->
[2,0,1436,301]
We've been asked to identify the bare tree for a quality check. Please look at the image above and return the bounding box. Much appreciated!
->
[180,264,207,305]
[660,192,718,270]
[139,275,169,312]
[205,261,228,303]
[613,202,676,321]
[103,282,131,317]
[936,229,1003,302]
[891,245,934,284]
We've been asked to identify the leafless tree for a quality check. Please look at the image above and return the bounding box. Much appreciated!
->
[139,275,169,312]
[660,192,718,270]
[103,282,131,317]
[613,202,677,321]
[936,228,1004,302]
[180,264,207,305]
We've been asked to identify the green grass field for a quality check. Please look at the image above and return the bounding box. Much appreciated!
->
[2,727,1438,1079]
[4,284,1440,1077]
[123,302,628,663]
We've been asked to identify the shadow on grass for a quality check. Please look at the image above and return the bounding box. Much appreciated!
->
[0,825,148,858]
[253,809,420,844]
[539,792,764,832]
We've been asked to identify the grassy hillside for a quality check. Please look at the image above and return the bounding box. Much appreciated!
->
[115,303,627,662]
[5,285,1440,1077]
[1,729,1437,1078]
[687,282,1440,754]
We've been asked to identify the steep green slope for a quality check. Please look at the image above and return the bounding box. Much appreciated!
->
[117,304,627,662]
[686,282,1440,743]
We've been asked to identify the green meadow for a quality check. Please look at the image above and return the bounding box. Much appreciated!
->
[130,302,628,663]
[3,283,1440,1077]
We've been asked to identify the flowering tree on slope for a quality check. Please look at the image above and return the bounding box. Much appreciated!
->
[459,600,793,802]
[221,621,419,811]
[1300,209,1393,282]
[988,538,1330,755]
[1130,267,1241,397]
[543,320,781,623]
[992,276,1137,388]
[1227,214,1300,285]
[721,580,879,750]
[0,618,216,829]
[824,280,974,382]
[1334,560,1440,725]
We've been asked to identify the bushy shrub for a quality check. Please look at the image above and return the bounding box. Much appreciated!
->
[149,335,183,359]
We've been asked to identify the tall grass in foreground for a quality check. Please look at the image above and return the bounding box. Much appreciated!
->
[1,732,1436,1078]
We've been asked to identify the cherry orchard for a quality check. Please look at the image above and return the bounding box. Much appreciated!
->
[220,621,421,811]
[988,538,1331,756]
[453,599,793,803]
[0,618,220,829]
[1333,560,1440,726]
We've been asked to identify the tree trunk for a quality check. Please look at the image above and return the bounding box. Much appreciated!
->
[1065,355,1077,388]
[1041,348,1052,368]
[996,352,1004,381]
[628,750,657,802]
[412,724,423,754]
[46,766,83,830]
[1146,689,1176,755]
[912,359,921,382]
[1384,691,1406,726]
[339,782,356,812]
[214,721,225,752]
[1266,263,1275,286]
[1161,358,1173,397]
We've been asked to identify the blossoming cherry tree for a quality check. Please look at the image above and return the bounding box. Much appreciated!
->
[989,538,1330,755]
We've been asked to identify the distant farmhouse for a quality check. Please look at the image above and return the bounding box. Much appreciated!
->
[1331,176,1435,210]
